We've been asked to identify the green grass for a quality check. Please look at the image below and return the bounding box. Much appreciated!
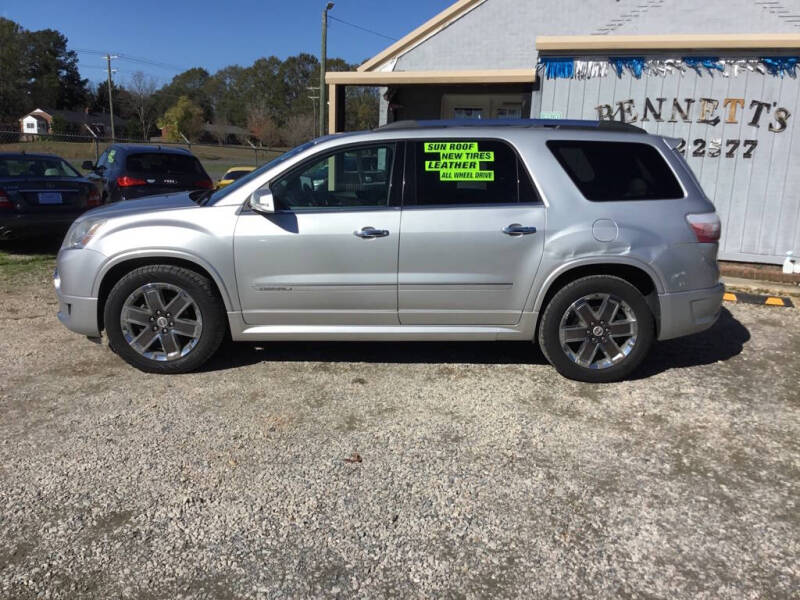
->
[1,139,285,181]
[0,247,57,284]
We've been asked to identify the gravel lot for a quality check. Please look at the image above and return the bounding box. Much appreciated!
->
[1,261,798,599]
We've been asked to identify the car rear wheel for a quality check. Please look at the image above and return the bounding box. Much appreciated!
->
[538,275,654,383]
[104,265,225,373]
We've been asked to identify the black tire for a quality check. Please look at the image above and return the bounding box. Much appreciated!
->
[104,265,226,374]
[538,275,654,383]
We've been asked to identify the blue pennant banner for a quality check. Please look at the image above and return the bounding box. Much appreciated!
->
[760,57,799,78]
[609,57,645,78]
[536,56,799,80]
[541,57,574,79]
[682,56,725,75]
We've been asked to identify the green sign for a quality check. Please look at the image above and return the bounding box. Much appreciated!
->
[423,142,494,181]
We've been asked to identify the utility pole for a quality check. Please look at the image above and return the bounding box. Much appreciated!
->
[307,86,319,139]
[105,54,118,141]
[319,2,334,137]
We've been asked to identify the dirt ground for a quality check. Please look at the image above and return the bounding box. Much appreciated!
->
[1,255,798,599]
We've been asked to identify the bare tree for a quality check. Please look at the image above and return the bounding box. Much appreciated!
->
[247,105,281,149]
[207,114,230,145]
[280,113,315,148]
[128,71,158,141]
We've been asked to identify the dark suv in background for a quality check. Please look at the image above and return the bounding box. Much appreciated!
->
[82,145,213,203]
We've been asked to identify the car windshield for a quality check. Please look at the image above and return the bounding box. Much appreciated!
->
[204,139,320,205]
[126,153,204,175]
[0,157,80,178]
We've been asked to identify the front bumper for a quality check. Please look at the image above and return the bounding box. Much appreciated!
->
[56,290,100,337]
[657,282,725,341]
[54,247,106,337]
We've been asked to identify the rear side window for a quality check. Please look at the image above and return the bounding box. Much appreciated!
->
[225,170,251,181]
[409,139,539,206]
[547,141,684,201]
[126,153,204,175]
[0,157,79,178]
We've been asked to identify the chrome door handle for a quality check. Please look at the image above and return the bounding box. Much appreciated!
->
[503,224,537,236]
[354,226,390,239]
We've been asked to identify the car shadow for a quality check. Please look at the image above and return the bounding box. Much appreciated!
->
[201,337,548,372]
[0,235,63,256]
[632,307,750,379]
[200,307,749,378]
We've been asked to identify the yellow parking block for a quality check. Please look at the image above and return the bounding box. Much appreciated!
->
[723,290,794,307]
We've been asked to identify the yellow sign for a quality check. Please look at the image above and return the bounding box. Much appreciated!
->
[423,142,495,181]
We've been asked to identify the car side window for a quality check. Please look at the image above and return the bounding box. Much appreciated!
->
[547,140,684,201]
[271,143,396,211]
[96,150,109,170]
[409,139,538,206]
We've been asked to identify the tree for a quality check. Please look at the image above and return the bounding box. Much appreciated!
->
[247,105,281,148]
[345,87,379,131]
[127,71,158,140]
[207,115,230,145]
[158,96,204,142]
[0,18,28,119]
[0,18,89,119]
[205,65,248,127]
[155,68,212,121]
[280,113,315,148]
[241,57,284,123]
[280,53,319,118]
[26,27,87,110]
[89,80,131,117]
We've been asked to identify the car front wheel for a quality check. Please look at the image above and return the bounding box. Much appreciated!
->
[538,275,655,382]
[104,265,226,374]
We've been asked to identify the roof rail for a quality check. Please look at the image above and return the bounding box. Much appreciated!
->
[377,118,645,133]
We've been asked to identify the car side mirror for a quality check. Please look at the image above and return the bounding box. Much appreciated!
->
[249,188,275,214]
[82,160,95,170]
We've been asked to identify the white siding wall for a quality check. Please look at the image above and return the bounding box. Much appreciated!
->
[21,116,42,134]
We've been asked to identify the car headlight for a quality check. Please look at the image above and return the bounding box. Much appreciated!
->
[63,218,106,249]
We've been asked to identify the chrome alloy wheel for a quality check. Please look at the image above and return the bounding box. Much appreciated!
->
[558,293,638,370]
[120,282,203,362]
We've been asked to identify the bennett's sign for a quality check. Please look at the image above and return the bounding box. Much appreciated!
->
[596,97,791,133]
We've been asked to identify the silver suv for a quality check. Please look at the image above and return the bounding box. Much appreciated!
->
[54,120,723,382]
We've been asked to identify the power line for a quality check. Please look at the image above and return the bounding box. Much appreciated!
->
[327,16,397,41]
[117,54,188,72]
[74,48,107,56]
[75,48,187,72]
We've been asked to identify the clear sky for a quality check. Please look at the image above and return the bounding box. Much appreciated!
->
[3,0,454,85]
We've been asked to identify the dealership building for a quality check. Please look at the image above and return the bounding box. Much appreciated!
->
[326,0,800,265]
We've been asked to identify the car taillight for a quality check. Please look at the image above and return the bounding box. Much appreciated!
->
[194,178,213,189]
[87,187,101,207]
[0,188,11,209]
[686,212,721,243]
[117,175,147,187]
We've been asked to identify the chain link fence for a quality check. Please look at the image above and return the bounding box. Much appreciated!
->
[0,130,286,179]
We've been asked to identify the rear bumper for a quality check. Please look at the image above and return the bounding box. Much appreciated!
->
[657,282,724,341]
[0,213,80,239]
